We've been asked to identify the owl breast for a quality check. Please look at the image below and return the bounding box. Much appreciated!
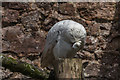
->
[53,38,76,59]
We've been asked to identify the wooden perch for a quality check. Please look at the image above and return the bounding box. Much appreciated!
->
[54,58,82,80]
[0,54,49,80]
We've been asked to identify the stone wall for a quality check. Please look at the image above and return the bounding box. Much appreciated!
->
[1,2,120,80]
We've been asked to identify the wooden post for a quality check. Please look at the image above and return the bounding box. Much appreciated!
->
[54,58,82,80]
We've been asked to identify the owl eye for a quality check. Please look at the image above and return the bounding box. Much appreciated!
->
[56,40,58,43]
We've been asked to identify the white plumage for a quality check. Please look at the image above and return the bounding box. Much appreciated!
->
[41,20,86,68]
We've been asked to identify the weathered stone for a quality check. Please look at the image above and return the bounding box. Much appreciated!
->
[58,3,76,16]
[86,36,92,45]
[84,61,100,78]
[35,2,54,11]
[88,45,96,52]
[2,25,46,54]
[86,36,98,45]
[2,2,30,10]
[94,3,116,21]
[0,67,13,79]
[29,3,38,10]
[106,36,120,51]
[99,51,120,80]
[99,23,112,37]
[94,50,103,59]
[2,9,19,27]
[77,3,96,20]
[77,2,116,21]
[89,22,112,37]
[42,17,59,31]
[21,10,42,31]
[78,51,95,60]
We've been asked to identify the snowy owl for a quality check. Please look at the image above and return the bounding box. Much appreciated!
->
[41,20,86,68]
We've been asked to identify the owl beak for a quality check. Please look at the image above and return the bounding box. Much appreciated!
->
[72,41,81,49]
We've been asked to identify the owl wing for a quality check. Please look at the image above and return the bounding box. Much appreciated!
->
[41,24,61,68]
[41,41,56,68]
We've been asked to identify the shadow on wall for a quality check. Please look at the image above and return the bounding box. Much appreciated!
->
[99,2,120,80]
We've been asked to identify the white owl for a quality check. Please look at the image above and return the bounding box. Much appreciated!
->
[41,20,86,68]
